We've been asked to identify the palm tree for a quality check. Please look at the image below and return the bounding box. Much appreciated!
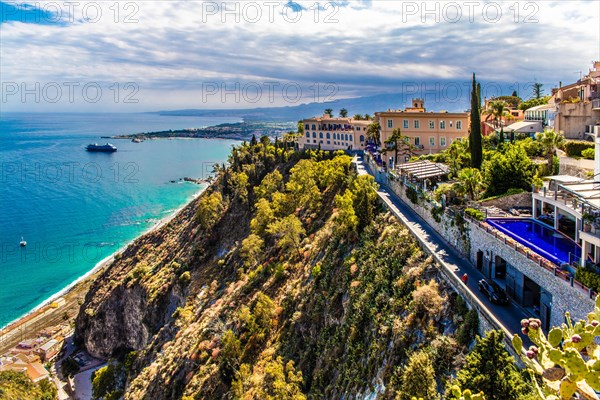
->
[339,108,348,118]
[366,121,381,145]
[483,100,513,130]
[364,113,372,120]
[456,168,484,200]
[383,128,415,167]
[353,114,363,120]
[324,108,333,117]
[536,129,564,174]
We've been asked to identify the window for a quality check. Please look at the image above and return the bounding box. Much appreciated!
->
[429,120,434,129]
[403,119,409,129]
[326,133,330,139]
[456,121,462,129]
[306,132,309,138]
[429,137,435,146]
[440,137,447,147]
[345,134,349,141]
[305,124,309,130]
[360,135,365,142]
[414,137,420,146]
[349,134,353,141]
[319,132,323,138]
[414,120,420,129]
[327,141,330,144]
[440,121,446,129]
[387,119,393,129]
[312,124,316,130]
[312,132,316,138]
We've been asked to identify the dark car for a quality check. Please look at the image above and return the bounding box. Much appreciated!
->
[478,279,509,305]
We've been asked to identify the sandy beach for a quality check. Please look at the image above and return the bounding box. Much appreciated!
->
[0,184,208,355]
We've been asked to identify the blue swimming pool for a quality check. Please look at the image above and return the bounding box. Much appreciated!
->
[486,218,580,266]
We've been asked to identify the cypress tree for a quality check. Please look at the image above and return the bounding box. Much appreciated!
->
[469,73,483,169]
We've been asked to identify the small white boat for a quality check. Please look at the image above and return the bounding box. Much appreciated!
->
[19,237,27,247]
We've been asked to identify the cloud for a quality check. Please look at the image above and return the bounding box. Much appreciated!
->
[0,0,598,112]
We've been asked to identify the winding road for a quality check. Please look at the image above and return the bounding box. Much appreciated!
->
[356,155,530,341]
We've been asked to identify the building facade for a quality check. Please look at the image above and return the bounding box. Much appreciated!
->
[551,61,600,139]
[481,97,524,136]
[375,99,470,162]
[298,115,371,151]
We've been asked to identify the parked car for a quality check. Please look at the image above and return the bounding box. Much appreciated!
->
[477,279,509,304]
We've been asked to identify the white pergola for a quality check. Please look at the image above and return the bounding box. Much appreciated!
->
[397,160,450,181]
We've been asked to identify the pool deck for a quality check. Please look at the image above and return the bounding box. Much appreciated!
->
[471,218,593,298]
[485,218,581,267]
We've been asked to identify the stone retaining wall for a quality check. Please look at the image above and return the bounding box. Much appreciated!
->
[387,177,471,255]
[479,192,532,211]
[559,156,593,178]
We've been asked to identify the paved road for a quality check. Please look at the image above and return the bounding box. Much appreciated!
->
[356,156,529,341]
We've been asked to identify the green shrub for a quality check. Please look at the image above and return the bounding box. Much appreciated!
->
[62,356,80,377]
[406,186,419,204]
[506,188,525,195]
[562,140,594,157]
[91,361,125,400]
[464,208,485,221]
[431,206,443,223]
[179,271,191,284]
[582,148,595,160]
[0,370,57,400]
[434,183,455,203]
[575,267,600,292]
[456,309,479,347]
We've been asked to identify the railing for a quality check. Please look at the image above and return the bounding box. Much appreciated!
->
[361,158,527,360]
[465,214,596,299]
[377,186,522,359]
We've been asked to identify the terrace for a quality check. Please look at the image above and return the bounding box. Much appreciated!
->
[465,215,596,300]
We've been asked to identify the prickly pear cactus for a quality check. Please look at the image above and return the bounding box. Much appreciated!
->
[512,295,600,399]
[449,385,485,400]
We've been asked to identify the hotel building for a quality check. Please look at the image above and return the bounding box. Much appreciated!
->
[298,115,371,151]
[375,99,470,163]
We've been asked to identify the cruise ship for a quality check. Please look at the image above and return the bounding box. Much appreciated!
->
[86,143,117,152]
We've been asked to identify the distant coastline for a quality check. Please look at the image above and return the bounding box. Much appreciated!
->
[113,121,296,141]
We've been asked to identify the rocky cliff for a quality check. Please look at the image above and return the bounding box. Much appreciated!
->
[73,143,478,399]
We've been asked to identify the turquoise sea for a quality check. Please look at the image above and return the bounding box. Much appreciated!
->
[0,113,240,328]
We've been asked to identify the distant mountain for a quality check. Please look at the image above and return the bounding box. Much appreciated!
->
[154,92,471,122]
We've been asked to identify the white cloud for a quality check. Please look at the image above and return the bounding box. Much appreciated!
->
[0,0,598,111]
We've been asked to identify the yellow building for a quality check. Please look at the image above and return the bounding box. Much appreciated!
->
[375,99,470,163]
[298,115,371,151]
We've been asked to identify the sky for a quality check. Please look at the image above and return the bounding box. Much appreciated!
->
[0,0,599,112]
